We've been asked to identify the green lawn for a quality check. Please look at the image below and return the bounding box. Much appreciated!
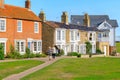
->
[21,58,120,80]
[0,60,44,80]
[116,42,120,53]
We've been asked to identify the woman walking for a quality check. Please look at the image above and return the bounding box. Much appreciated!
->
[47,47,52,60]
[52,46,57,59]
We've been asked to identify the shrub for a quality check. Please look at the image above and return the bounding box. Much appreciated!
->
[56,49,64,56]
[67,52,79,56]
[9,50,22,59]
[111,50,117,56]
[85,42,92,58]
[25,47,31,58]
[6,45,22,59]
[36,53,41,57]
[40,53,47,57]
[29,53,36,58]
[0,44,4,60]
[96,49,102,54]
[77,53,81,58]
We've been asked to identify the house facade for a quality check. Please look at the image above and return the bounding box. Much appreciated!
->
[71,13,118,55]
[0,0,42,55]
[40,11,98,55]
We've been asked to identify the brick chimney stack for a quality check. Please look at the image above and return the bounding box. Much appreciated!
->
[0,0,4,8]
[83,13,90,27]
[25,0,31,9]
[39,10,46,22]
[61,12,69,25]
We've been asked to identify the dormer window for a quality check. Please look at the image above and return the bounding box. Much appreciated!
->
[17,20,22,32]
[0,18,6,32]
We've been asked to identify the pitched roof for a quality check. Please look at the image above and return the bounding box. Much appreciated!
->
[0,4,41,21]
[44,21,99,31]
[71,15,118,27]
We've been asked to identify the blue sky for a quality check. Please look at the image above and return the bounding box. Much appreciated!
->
[5,0,120,36]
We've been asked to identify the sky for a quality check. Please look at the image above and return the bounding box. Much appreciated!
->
[5,0,120,36]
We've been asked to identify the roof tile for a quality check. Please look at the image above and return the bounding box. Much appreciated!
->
[0,4,41,21]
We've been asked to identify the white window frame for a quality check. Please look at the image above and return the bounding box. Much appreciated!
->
[15,40,26,54]
[70,30,74,41]
[0,18,6,32]
[70,44,74,52]
[57,30,61,41]
[33,40,42,53]
[70,29,79,42]
[17,20,22,32]
[80,44,86,54]
[56,29,66,42]
[34,22,39,33]
[62,30,65,40]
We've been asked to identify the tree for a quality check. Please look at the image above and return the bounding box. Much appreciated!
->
[0,44,4,60]
[85,41,92,57]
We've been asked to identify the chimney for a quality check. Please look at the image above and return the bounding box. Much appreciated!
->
[39,10,46,22]
[61,12,68,24]
[83,13,90,27]
[25,0,31,9]
[0,0,4,8]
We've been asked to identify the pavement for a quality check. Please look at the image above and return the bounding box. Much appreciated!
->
[2,56,63,80]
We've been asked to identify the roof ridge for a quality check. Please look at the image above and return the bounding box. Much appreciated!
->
[5,4,28,10]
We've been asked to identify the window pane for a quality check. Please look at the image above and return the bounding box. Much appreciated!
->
[57,30,61,40]
[34,42,37,51]
[21,42,24,52]
[28,42,31,49]
[62,31,65,40]
[71,31,74,41]
[17,21,22,32]
[34,22,38,33]
[71,44,74,52]
[0,20,5,31]
[16,42,20,51]
[38,42,41,51]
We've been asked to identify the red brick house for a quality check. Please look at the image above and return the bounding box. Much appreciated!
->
[0,0,42,55]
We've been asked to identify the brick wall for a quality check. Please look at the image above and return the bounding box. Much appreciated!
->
[42,22,55,53]
[0,18,42,53]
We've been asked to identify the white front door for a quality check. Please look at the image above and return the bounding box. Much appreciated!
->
[104,46,107,56]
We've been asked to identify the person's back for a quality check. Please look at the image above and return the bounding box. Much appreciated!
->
[52,46,57,59]
[48,47,52,60]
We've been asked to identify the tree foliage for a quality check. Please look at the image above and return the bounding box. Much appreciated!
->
[0,44,4,60]
[85,41,92,54]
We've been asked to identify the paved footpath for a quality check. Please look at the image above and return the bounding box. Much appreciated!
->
[2,56,63,80]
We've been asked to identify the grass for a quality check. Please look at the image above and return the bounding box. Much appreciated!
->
[21,57,120,80]
[116,42,120,53]
[0,60,44,80]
